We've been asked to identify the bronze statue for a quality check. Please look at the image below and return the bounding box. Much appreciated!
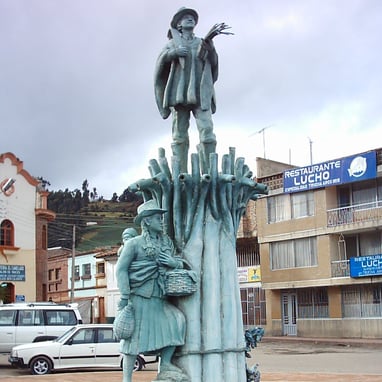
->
[155,7,232,173]
[117,8,269,382]
[116,200,187,382]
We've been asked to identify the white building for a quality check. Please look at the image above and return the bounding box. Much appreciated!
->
[0,152,55,303]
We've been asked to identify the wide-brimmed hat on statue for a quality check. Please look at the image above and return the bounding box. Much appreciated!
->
[134,199,166,226]
[171,7,199,28]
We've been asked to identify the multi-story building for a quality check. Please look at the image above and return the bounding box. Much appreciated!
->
[95,249,119,323]
[255,147,382,338]
[46,246,71,302]
[236,158,294,329]
[47,246,118,323]
[0,152,55,303]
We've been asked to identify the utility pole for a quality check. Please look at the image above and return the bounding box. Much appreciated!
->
[70,224,76,303]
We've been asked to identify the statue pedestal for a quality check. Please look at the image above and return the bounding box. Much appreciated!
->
[128,147,268,382]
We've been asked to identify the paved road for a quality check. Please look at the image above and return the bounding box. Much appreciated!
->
[1,338,382,381]
[252,338,382,375]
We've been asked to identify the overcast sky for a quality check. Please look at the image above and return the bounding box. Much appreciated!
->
[1,0,381,199]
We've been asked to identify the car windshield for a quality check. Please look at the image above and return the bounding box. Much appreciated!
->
[55,326,77,343]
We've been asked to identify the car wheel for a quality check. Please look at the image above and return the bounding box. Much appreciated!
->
[30,356,53,375]
[133,355,144,372]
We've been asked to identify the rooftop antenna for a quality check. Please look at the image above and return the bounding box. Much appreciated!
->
[308,137,313,164]
[249,124,274,159]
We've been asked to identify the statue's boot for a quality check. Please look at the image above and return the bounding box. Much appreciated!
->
[122,354,135,382]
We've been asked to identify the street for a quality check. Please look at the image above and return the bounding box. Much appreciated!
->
[251,338,382,375]
[1,338,382,381]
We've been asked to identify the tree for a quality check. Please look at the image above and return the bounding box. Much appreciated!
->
[111,192,119,202]
[119,188,143,203]
[36,176,51,190]
[82,179,90,207]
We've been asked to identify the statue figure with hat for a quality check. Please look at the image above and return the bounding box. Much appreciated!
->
[116,7,269,382]
[155,7,232,174]
[116,199,188,382]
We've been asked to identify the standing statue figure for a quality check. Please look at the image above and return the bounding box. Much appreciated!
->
[116,200,188,382]
[155,7,229,174]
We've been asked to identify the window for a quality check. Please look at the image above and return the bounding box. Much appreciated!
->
[96,262,105,275]
[98,328,117,343]
[82,263,91,279]
[83,263,91,275]
[0,310,16,326]
[267,194,290,223]
[339,178,382,208]
[344,231,382,259]
[270,237,317,270]
[74,265,80,279]
[359,231,382,257]
[342,284,382,318]
[46,310,77,325]
[236,239,260,267]
[18,310,44,326]
[241,287,266,326]
[0,219,14,246]
[55,268,61,280]
[297,288,328,318]
[352,180,378,206]
[71,328,95,344]
[48,269,54,281]
[267,191,314,223]
[291,192,314,219]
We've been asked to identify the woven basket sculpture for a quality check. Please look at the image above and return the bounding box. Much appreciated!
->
[164,269,197,296]
[113,303,135,340]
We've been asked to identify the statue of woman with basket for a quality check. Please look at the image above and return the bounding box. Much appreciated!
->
[115,199,192,382]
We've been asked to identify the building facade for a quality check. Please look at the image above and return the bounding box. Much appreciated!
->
[0,152,55,303]
[256,148,382,338]
[235,158,293,329]
[47,246,118,323]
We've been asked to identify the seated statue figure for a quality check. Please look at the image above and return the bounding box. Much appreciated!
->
[116,199,187,382]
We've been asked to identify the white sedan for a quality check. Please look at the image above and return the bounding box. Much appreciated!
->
[8,324,158,375]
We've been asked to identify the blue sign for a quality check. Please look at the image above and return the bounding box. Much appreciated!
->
[0,265,26,281]
[350,254,382,278]
[283,151,376,193]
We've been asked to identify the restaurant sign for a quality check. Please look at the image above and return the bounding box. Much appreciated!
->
[283,151,376,193]
[350,254,382,278]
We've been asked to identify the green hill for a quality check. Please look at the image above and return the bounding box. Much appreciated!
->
[49,200,141,252]
[76,201,140,252]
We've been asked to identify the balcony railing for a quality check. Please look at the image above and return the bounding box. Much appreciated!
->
[327,200,382,227]
[331,260,350,277]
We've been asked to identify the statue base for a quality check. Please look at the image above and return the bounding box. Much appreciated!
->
[153,368,190,382]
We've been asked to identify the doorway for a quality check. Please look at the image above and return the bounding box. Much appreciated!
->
[281,292,297,336]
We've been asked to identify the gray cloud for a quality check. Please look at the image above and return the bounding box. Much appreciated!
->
[1,0,381,198]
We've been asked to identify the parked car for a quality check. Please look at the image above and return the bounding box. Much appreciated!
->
[0,302,82,354]
[9,324,158,375]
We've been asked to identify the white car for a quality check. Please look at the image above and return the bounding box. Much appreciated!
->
[8,324,158,375]
[0,302,83,354]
